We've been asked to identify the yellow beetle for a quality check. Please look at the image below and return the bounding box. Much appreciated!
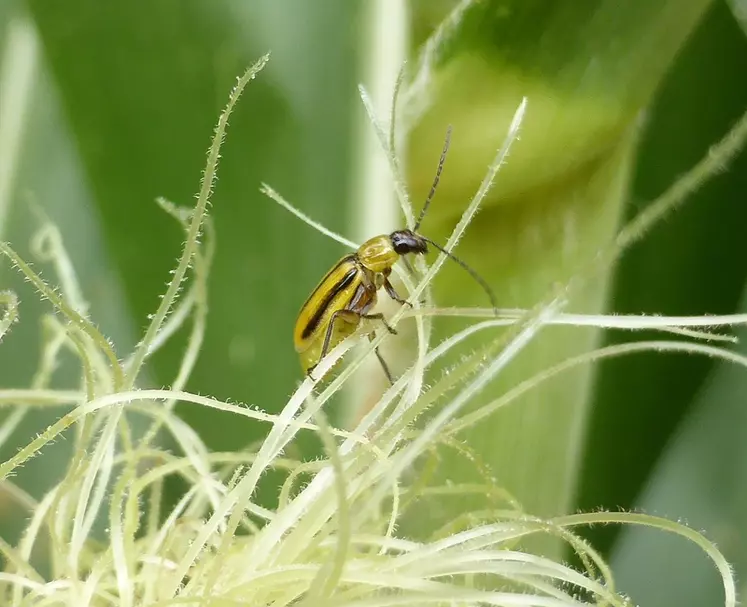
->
[294,127,497,383]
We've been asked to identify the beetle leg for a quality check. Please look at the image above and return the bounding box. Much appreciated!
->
[311,309,362,379]
[363,313,398,384]
[383,279,413,308]
[361,312,397,335]
[368,332,395,385]
[386,278,427,307]
[309,308,397,383]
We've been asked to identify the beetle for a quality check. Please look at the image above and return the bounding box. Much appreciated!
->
[293,126,498,383]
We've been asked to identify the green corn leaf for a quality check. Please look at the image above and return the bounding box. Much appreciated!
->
[392,0,719,552]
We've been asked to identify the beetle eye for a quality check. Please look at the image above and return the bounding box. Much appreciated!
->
[391,230,416,254]
[393,240,409,254]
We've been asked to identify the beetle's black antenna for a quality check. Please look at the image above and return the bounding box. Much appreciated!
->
[414,125,452,231]
[422,237,499,315]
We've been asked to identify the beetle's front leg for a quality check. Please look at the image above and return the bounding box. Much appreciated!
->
[384,278,430,309]
[383,279,412,308]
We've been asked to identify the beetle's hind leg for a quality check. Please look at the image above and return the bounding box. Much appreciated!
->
[312,309,398,385]
[310,309,362,381]
[312,309,395,372]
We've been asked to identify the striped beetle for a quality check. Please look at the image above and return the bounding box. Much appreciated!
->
[294,127,497,383]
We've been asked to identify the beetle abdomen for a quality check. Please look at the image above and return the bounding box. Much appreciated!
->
[294,255,360,352]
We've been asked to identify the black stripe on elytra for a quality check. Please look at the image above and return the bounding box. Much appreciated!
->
[301,264,359,340]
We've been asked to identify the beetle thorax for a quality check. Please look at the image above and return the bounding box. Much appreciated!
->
[357,234,399,273]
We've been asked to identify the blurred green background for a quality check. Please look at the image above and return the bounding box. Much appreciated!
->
[1,1,746,605]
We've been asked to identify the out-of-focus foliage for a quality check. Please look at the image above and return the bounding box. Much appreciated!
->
[3,0,361,452]
[579,0,747,554]
[394,0,740,564]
